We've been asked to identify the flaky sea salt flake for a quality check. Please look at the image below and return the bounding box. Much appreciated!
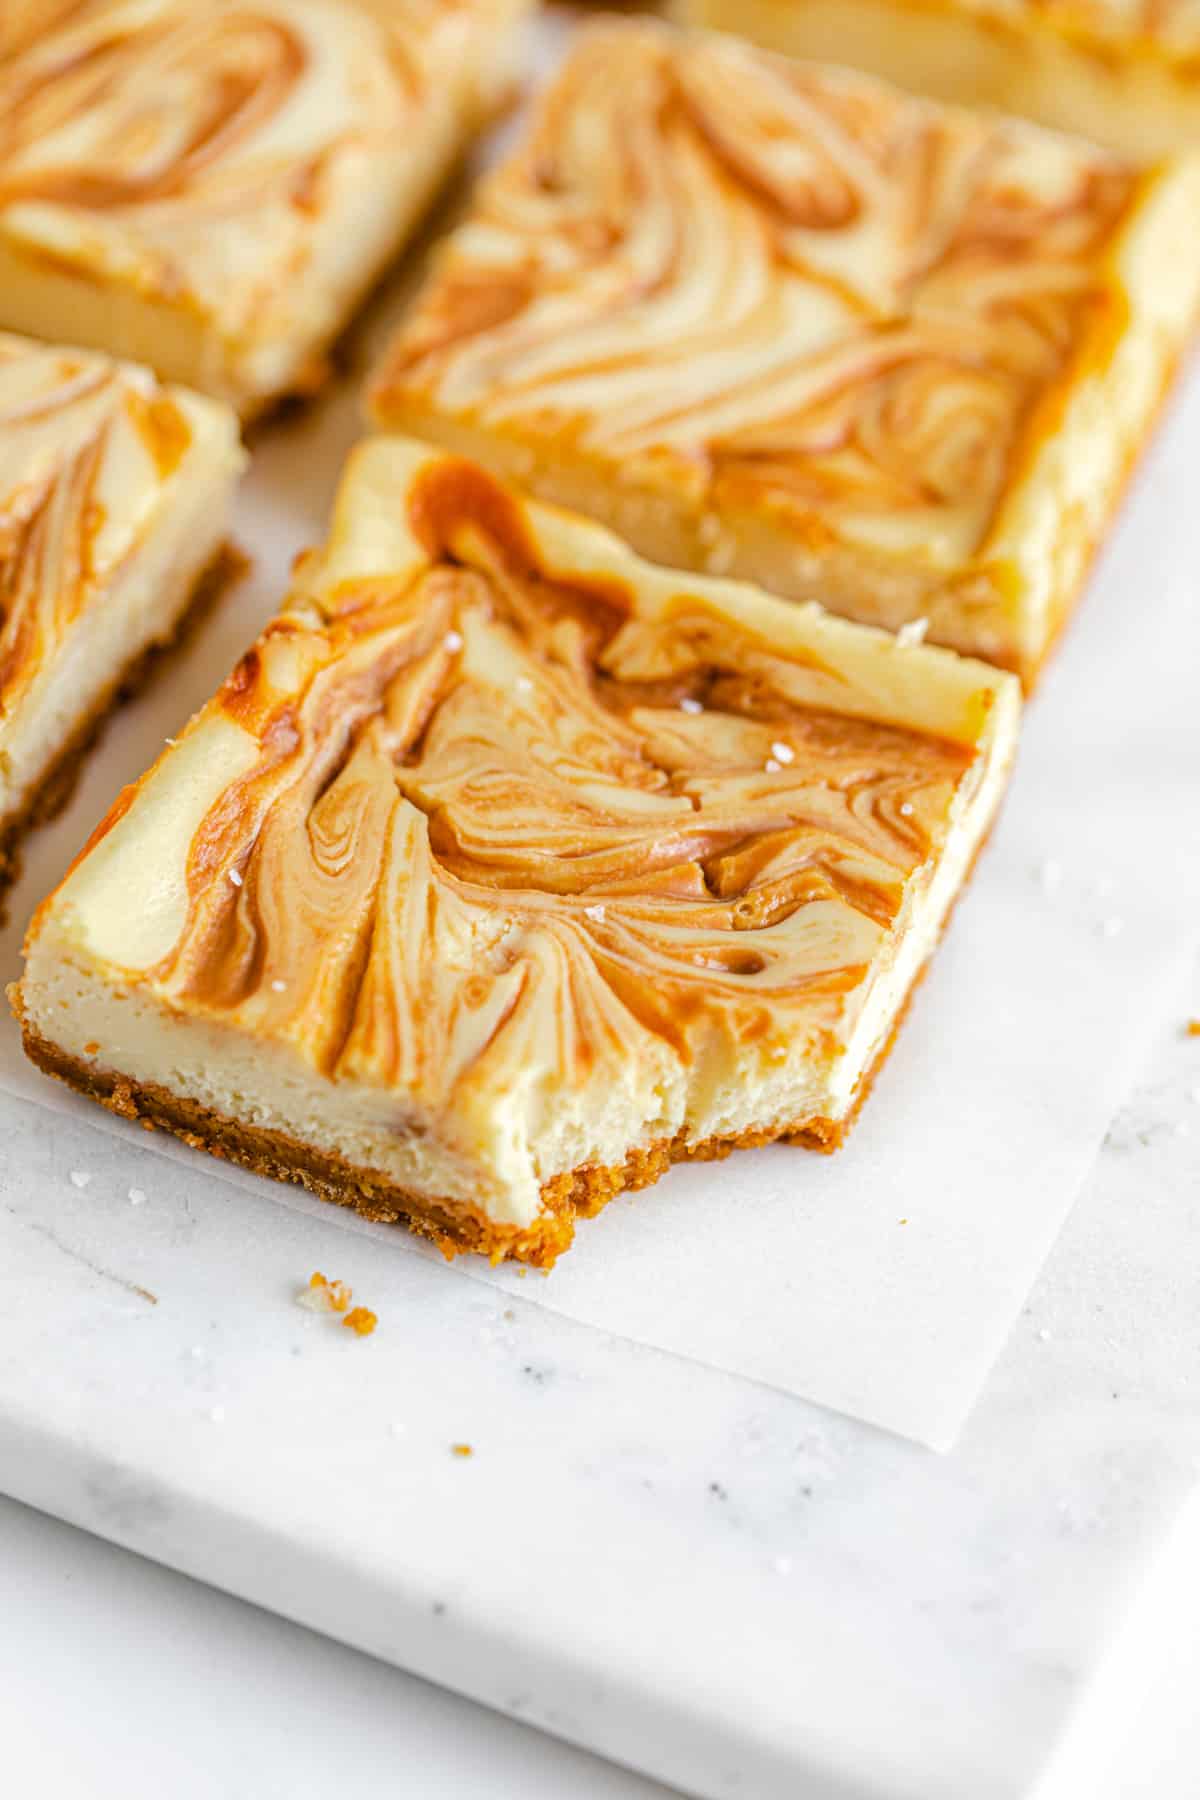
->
[1041,858,1063,895]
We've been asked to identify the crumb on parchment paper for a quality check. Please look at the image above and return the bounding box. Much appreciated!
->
[343,1306,377,1337]
[1188,1020,1200,1037]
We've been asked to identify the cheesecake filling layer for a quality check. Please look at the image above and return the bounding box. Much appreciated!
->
[0,465,236,829]
[0,334,244,842]
[21,707,1010,1231]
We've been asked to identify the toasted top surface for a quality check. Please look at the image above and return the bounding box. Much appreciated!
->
[39,438,1016,1118]
[373,20,1143,568]
[0,0,499,340]
[0,331,235,719]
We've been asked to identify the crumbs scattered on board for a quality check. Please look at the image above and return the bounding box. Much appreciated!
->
[451,1443,474,1459]
[296,1271,377,1337]
[1187,1020,1200,1037]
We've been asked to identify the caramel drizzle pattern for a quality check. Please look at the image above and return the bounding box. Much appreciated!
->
[0,2,92,63]
[0,0,463,315]
[0,14,309,214]
[149,467,972,1110]
[382,25,1136,554]
[0,9,312,212]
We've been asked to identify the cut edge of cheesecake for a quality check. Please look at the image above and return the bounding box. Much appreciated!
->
[10,922,935,1269]
[0,338,246,914]
[0,540,244,913]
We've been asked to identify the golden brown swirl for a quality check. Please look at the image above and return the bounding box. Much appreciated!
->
[374,21,1137,565]
[0,333,194,711]
[0,0,482,320]
[142,456,973,1106]
[0,2,92,61]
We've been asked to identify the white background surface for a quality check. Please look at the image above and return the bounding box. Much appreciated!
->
[3,1485,1200,1800]
[0,1496,678,1799]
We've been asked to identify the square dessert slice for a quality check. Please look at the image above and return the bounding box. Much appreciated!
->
[676,0,1200,158]
[16,437,1020,1265]
[370,19,1200,686]
[0,332,244,899]
[0,0,532,418]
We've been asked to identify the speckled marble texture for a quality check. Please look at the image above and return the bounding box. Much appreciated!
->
[1,964,1198,1800]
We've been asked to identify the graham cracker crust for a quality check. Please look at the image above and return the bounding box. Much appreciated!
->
[0,542,247,919]
[14,1013,853,1268]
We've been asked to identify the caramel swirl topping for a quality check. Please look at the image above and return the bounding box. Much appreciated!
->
[0,333,194,712]
[376,21,1137,565]
[0,0,480,324]
[147,456,974,1112]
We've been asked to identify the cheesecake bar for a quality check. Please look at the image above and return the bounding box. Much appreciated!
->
[0,0,532,418]
[370,20,1200,685]
[16,437,1020,1265]
[0,332,243,900]
[676,0,1200,157]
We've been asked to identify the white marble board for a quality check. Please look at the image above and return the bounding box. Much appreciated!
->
[1,12,1199,1796]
